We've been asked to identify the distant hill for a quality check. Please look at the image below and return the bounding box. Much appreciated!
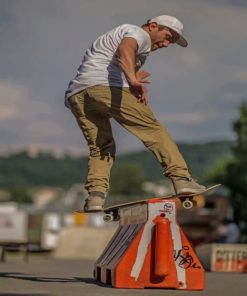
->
[0,141,233,189]
[114,140,233,182]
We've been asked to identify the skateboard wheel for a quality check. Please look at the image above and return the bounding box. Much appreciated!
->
[182,200,193,209]
[103,214,114,222]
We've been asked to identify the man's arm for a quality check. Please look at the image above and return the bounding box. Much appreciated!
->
[118,37,149,105]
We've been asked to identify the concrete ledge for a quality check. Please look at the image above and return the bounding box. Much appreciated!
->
[52,226,117,260]
[196,243,247,272]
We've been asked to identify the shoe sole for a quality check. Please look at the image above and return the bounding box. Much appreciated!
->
[84,205,103,213]
[176,188,206,194]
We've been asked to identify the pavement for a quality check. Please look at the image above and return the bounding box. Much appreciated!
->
[0,254,246,296]
[53,226,117,260]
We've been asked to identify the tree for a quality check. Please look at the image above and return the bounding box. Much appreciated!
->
[207,102,247,222]
[9,186,33,204]
[110,163,145,197]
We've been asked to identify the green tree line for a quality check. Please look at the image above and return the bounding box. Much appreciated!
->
[207,102,247,222]
[0,141,232,191]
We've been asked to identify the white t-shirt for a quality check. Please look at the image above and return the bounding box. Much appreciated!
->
[65,24,151,107]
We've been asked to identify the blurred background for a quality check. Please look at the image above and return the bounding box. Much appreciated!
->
[0,0,247,262]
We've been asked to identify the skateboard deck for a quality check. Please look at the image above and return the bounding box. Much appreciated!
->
[74,184,221,221]
[102,184,221,221]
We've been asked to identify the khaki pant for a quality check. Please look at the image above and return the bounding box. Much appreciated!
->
[69,85,190,194]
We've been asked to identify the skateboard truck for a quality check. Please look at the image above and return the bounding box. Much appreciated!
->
[103,211,120,222]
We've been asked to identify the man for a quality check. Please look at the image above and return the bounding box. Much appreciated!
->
[65,15,206,212]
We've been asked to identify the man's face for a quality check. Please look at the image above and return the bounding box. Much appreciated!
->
[149,23,180,51]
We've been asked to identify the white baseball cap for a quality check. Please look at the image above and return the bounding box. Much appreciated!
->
[149,15,188,47]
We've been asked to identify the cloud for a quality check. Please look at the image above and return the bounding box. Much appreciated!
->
[236,69,247,83]
[0,81,28,119]
[0,0,246,154]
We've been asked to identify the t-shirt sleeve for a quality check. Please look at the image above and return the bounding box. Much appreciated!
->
[123,26,150,54]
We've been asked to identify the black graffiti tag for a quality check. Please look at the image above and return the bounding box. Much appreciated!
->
[174,246,201,269]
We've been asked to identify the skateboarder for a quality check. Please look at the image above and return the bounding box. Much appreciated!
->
[65,15,206,212]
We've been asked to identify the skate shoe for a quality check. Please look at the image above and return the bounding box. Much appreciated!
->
[84,192,106,212]
[171,177,206,195]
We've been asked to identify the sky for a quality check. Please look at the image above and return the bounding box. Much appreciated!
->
[0,0,247,155]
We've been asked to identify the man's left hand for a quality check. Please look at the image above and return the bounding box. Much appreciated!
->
[136,70,151,84]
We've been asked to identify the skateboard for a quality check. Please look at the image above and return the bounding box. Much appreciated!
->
[102,184,221,222]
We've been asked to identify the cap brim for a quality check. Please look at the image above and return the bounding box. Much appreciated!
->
[176,35,188,47]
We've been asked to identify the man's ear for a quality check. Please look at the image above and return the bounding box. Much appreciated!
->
[149,22,158,31]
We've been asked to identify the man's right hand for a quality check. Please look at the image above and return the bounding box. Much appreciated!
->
[129,80,148,105]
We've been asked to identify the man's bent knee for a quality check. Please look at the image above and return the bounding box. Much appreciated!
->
[89,140,116,160]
